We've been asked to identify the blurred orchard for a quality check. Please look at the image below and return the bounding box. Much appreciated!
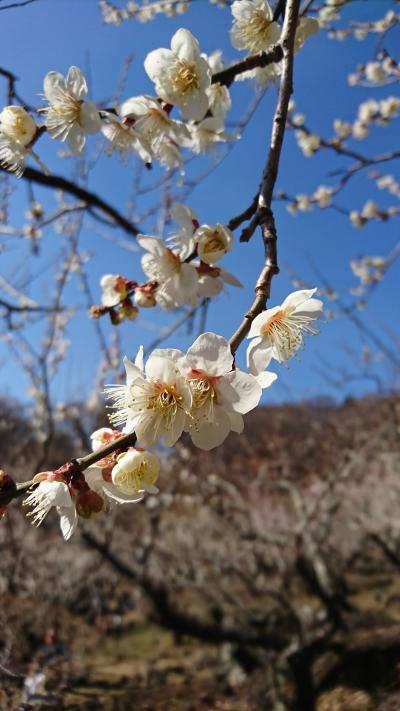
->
[0,0,399,709]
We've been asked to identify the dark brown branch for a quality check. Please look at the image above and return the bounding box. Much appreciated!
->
[229,0,300,354]
[212,43,283,87]
[0,165,140,238]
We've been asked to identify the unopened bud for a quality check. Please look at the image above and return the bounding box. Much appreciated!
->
[89,305,106,319]
[134,288,157,308]
[120,298,139,321]
[109,308,124,325]
[76,490,104,518]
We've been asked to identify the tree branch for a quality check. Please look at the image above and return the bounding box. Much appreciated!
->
[229,0,300,354]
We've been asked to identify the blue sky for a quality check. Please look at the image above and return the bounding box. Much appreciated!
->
[0,0,399,408]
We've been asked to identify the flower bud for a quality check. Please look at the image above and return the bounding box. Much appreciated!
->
[75,490,104,518]
[112,449,160,494]
[109,308,124,325]
[134,287,157,308]
[100,274,129,307]
[120,298,139,321]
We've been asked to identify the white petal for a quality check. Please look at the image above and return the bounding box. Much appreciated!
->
[255,371,278,389]
[281,288,317,311]
[144,49,175,82]
[66,66,88,99]
[80,101,101,134]
[171,28,201,63]
[145,354,179,385]
[247,306,282,338]
[134,346,145,372]
[43,71,66,103]
[180,91,209,122]
[138,235,166,256]
[218,370,262,414]
[67,124,85,154]
[123,355,142,383]
[163,407,186,446]
[221,270,243,288]
[190,407,231,450]
[229,410,244,434]
[246,339,273,375]
[185,332,233,376]
[58,506,78,540]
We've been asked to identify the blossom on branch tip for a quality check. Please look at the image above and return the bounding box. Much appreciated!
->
[246,289,323,374]
[184,117,238,155]
[0,106,41,177]
[42,66,101,154]
[24,480,77,540]
[84,465,145,505]
[230,0,280,54]
[196,224,233,265]
[144,29,211,121]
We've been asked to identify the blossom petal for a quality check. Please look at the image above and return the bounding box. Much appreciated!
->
[185,332,233,376]
[281,288,317,311]
[58,506,78,540]
[218,369,262,414]
[66,66,88,99]
[246,339,273,375]
[80,101,101,134]
[171,28,201,63]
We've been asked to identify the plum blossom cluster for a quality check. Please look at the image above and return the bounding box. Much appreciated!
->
[92,202,242,324]
[352,97,400,140]
[0,30,235,178]
[22,430,160,540]
[326,9,399,41]
[349,201,400,229]
[99,0,189,25]
[348,55,400,87]
[285,185,334,215]
[350,255,388,286]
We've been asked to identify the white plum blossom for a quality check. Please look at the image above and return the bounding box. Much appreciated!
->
[180,332,275,450]
[106,347,192,447]
[118,95,189,154]
[24,480,77,540]
[204,51,232,121]
[144,29,211,121]
[196,224,233,265]
[246,289,323,373]
[0,106,39,177]
[185,117,238,154]
[42,66,102,154]
[157,138,185,174]
[101,110,152,164]
[295,129,321,156]
[230,0,280,54]
[100,274,129,307]
[112,449,160,494]
[138,235,199,309]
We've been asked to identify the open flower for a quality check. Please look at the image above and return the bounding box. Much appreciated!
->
[118,95,189,154]
[101,110,152,164]
[138,235,198,309]
[24,480,77,540]
[112,448,160,494]
[246,289,323,374]
[144,29,211,121]
[42,66,101,154]
[230,0,281,54]
[180,332,272,450]
[195,224,233,265]
[0,105,39,177]
[106,347,192,447]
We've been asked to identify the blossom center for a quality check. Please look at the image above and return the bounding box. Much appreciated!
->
[173,60,199,95]
[237,14,274,52]
[115,459,157,492]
